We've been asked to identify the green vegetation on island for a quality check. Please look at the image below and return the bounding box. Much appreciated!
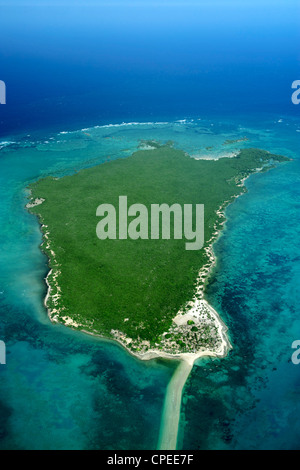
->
[27,144,289,351]
[223,137,249,145]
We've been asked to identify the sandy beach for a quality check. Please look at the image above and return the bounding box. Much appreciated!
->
[156,300,231,450]
[27,150,260,452]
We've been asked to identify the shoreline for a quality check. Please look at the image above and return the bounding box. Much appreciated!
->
[79,297,231,366]
[125,299,232,366]
[158,359,193,450]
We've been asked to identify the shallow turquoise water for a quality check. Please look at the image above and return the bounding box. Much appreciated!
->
[0,115,299,449]
[179,119,300,450]
[0,125,179,450]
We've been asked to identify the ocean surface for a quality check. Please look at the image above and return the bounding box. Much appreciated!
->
[0,115,299,449]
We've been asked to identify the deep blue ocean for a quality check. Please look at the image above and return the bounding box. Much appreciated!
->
[0,0,300,449]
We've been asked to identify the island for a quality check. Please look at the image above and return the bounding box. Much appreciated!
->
[27,144,289,362]
[26,143,290,449]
